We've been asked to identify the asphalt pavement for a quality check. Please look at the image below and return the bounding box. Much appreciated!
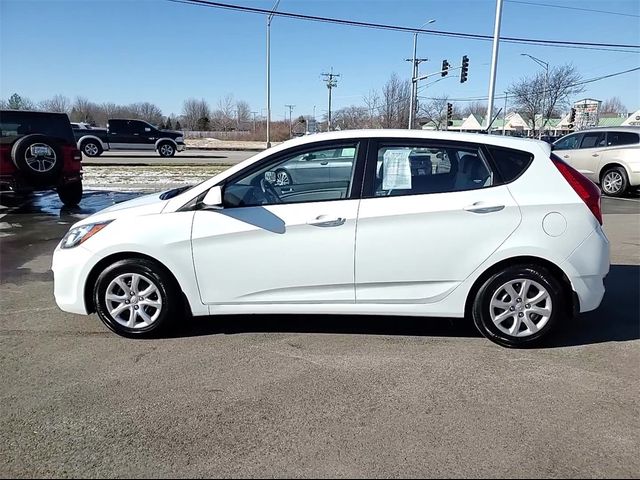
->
[0,189,638,478]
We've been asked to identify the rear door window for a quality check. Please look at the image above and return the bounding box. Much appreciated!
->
[553,133,582,150]
[607,131,639,147]
[580,132,606,149]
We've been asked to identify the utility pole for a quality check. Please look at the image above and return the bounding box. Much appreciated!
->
[321,69,340,131]
[266,0,281,148]
[485,0,504,132]
[406,55,428,129]
[251,111,258,133]
[285,104,295,137]
[502,94,508,135]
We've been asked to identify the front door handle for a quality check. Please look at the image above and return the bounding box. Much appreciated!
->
[307,215,346,227]
[464,202,505,214]
[592,153,599,157]
[563,155,570,159]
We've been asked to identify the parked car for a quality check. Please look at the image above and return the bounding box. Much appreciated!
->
[552,127,640,196]
[0,110,83,206]
[73,119,185,157]
[53,130,609,347]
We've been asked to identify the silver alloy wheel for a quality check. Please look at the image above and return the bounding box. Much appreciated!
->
[105,273,162,329]
[489,279,552,338]
[25,143,56,172]
[160,144,174,156]
[276,170,291,186]
[602,171,623,194]
[84,143,99,156]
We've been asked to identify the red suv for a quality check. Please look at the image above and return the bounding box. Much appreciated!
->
[0,110,83,206]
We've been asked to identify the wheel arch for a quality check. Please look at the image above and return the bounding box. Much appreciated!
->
[83,251,191,316]
[598,162,629,183]
[155,138,178,150]
[77,135,107,150]
[463,255,577,320]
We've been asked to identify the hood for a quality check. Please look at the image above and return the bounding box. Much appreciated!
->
[159,129,183,136]
[73,191,168,227]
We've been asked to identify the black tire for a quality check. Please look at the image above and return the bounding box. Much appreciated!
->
[94,259,179,338]
[57,181,83,206]
[11,134,63,184]
[81,139,103,157]
[275,168,293,186]
[600,166,629,197]
[472,265,565,348]
[158,142,176,157]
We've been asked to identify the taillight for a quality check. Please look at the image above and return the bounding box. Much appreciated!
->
[63,145,82,162]
[551,154,602,225]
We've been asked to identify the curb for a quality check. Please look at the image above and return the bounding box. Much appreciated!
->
[185,146,266,152]
[82,162,233,167]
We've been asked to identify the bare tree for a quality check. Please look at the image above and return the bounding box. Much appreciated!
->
[601,97,627,115]
[132,102,163,125]
[182,98,211,130]
[379,73,410,128]
[462,101,487,118]
[510,64,584,137]
[333,105,369,130]
[363,89,382,128]
[235,100,251,130]
[212,94,236,131]
[419,95,449,130]
[39,94,70,113]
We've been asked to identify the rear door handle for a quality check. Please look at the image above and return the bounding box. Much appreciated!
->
[307,215,346,227]
[563,155,569,159]
[464,202,505,214]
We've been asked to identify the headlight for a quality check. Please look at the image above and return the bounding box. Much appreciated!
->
[176,136,184,142]
[60,221,112,249]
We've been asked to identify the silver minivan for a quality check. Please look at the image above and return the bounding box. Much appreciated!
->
[553,126,640,196]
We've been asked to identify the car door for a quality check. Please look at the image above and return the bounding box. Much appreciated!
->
[568,131,606,181]
[354,139,521,303]
[190,140,366,305]
[107,120,138,150]
[128,120,157,150]
[553,132,583,172]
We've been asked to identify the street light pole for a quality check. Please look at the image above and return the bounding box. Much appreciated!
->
[266,0,281,149]
[521,53,549,139]
[485,0,504,133]
[408,19,435,130]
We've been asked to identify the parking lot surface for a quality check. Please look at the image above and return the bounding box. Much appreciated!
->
[0,189,638,478]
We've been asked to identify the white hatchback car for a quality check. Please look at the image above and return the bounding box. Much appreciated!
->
[53,130,609,347]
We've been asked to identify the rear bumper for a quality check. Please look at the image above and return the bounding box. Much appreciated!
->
[628,170,640,188]
[562,226,610,313]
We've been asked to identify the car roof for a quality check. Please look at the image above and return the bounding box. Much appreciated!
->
[276,129,550,152]
[562,126,640,134]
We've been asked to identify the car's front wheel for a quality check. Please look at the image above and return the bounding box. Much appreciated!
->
[600,166,628,197]
[158,142,176,157]
[472,265,564,347]
[94,259,178,337]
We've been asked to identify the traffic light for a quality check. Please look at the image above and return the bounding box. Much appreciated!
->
[446,103,453,122]
[460,55,469,83]
[568,107,576,128]
[441,59,449,77]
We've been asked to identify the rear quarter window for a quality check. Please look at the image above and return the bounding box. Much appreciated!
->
[487,146,534,183]
[607,131,639,147]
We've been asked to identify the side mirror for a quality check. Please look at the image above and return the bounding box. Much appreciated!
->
[144,127,151,132]
[202,186,223,209]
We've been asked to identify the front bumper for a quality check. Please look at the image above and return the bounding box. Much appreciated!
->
[176,143,186,152]
[52,244,94,315]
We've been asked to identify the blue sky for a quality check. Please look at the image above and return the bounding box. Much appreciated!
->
[1,0,639,119]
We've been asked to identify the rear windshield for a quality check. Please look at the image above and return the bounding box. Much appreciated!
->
[0,111,75,143]
[486,146,534,183]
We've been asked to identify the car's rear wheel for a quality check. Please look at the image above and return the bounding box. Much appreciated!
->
[472,265,564,348]
[81,140,103,157]
[57,181,83,206]
[600,166,628,197]
[94,259,178,337]
[158,142,176,157]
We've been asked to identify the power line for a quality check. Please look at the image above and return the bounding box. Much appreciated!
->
[505,0,640,18]
[418,66,640,102]
[167,0,640,53]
